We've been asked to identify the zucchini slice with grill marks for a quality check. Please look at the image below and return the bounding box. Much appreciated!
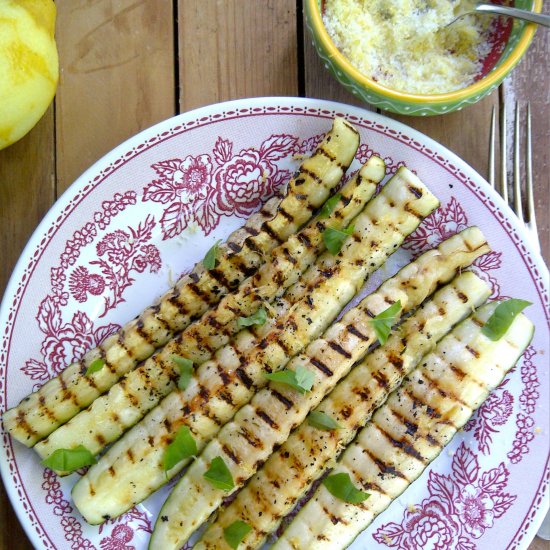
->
[275,301,534,550]
[195,270,491,549]
[72,167,438,524]
[34,158,385,464]
[149,230,489,550]
[4,117,360,447]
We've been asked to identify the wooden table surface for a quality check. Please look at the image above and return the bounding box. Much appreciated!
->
[0,2,548,549]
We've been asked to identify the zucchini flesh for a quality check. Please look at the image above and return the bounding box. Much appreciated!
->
[149,231,489,550]
[3,116,360,447]
[195,271,491,549]
[275,303,534,549]
[72,167,439,524]
[34,158,385,464]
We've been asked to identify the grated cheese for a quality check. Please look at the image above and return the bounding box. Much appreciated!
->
[323,0,492,94]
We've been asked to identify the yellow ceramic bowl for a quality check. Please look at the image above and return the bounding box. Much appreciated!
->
[305,0,542,115]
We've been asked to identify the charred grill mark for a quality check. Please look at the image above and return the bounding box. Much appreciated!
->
[239,427,263,449]
[187,282,211,304]
[318,146,345,170]
[16,410,37,437]
[219,391,234,405]
[297,232,313,249]
[126,448,135,464]
[472,317,484,327]
[347,324,370,341]
[372,370,389,390]
[271,389,294,410]
[404,203,423,219]
[222,444,241,465]
[387,353,404,373]
[167,293,189,319]
[227,242,242,254]
[276,338,292,357]
[363,447,408,480]
[310,357,333,377]
[256,408,278,429]
[208,268,231,292]
[465,345,480,358]
[353,386,371,401]
[301,167,323,185]
[236,368,254,390]
[282,247,297,265]
[328,341,352,359]
[198,385,210,400]
[38,395,57,422]
[376,425,426,463]
[263,223,284,244]
[278,207,294,223]
[365,308,376,318]
[163,417,173,433]
[457,291,468,303]
[95,433,106,446]
[450,364,466,380]
[243,226,260,237]
[118,378,140,407]
[216,364,231,386]
[323,506,348,526]
[408,185,423,199]
[361,480,387,495]
[245,237,263,255]
[189,272,200,283]
[148,435,155,447]
[108,466,115,477]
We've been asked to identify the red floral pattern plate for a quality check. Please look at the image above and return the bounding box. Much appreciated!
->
[0,98,548,550]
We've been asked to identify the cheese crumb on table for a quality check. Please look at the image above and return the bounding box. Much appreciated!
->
[323,0,492,94]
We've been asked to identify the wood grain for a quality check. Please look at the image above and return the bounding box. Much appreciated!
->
[55,0,176,193]
[178,0,299,111]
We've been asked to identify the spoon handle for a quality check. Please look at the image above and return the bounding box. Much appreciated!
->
[475,3,550,28]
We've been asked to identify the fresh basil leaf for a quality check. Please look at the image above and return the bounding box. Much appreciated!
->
[322,472,370,504]
[323,224,354,255]
[85,358,105,376]
[203,239,222,270]
[237,307,267,329]
[163,426,197,471]
[41,445,97,472]
[308,411,341,431]
[369,300,402,345]
[265,366,314,395]
[223,520,252,549]
[482,299,531,341]
[171,355,194,390]
[203,456,234,491]
[319,193,342,219]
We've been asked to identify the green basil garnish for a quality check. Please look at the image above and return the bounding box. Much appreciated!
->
[319,193,342,219]
[265,366,314,395]
[163,426,197,472]
[308,411,341,431]
[323,224,354,255]
[85,358,105,376]
[322,472,370,504]
[41,445,97,472]
[203,456,234,491]
[237,307,267,329]
[223,520,252,549]
[369,300,402,345]
[203,239,222,270]
[171,355,194,390]
[481,299,531,341]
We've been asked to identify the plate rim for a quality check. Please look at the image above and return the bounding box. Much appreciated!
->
[1,96,548,550]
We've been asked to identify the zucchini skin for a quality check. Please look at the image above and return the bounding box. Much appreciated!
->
[275,302,534,550]
[72,167,439,525]
[149,230,489,550]
[3,117,360,447]
[34,157,386,466]
[195,271,491,549]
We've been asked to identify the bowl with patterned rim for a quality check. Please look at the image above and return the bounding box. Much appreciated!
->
[305,0,542,116]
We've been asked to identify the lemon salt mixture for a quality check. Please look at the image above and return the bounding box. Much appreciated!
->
[323,0,492,94]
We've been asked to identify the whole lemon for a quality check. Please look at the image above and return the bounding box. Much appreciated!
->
[0,0,59,150]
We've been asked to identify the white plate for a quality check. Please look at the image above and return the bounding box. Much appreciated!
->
[1,97,548,550]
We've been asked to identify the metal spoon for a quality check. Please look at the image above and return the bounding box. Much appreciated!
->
[448,2,550,28]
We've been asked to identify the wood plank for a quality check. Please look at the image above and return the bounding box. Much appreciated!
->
[55,0,176,194]
[0,107,55,550]
[501,10,549,263]
[178,0,299,111]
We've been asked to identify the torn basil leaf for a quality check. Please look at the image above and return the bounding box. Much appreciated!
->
[203,239,222,270]
[322,472,370,504]
[482,299,531,341]
[203,456,234,491]
[41,445,97,472]
[323,224,354,255]
[223,520,252,549]
[237,307,267,329]
[308,411,341,431]
[265,366,314,394]
[319,193,342,219]
[369,300,402,345]
[85,358,105,376]
[171,355,194,390]
[163,426,197,472]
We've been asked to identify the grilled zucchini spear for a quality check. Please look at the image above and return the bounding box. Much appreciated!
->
[276,302,534,550]
[196,270,491,549]
[149,229,489,550]
[34,157,386,463]
[72,167,438,523]
[3,117,360,447]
